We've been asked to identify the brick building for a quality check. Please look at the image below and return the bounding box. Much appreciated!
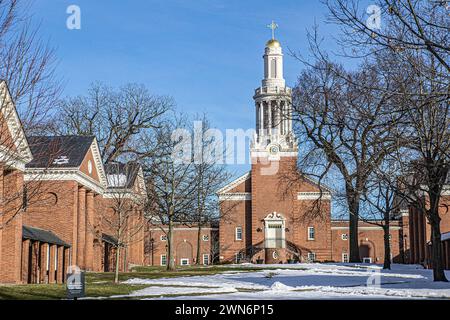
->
[102,162,147,272]
[216,36,411,267]
[0,80,33,283]
[218,37,333,264]
[396,189,450,269]
[0,80,148,284]
[145,223,218,266]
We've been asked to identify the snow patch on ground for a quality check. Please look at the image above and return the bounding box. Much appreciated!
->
[122,263,450,300]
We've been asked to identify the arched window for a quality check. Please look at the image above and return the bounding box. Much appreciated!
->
[270,58,277,78]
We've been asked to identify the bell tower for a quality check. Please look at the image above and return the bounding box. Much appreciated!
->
[251,21,297,159]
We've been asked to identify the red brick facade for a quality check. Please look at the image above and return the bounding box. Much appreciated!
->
[146,224,218,266]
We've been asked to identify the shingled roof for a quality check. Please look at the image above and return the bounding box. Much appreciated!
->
[26,135,95,168]
[22,225,70,247]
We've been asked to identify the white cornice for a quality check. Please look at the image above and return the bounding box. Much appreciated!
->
[87,138,107,188]
[218,192,251,201]
[297,192,331,200]
[24,169,105,194]
[0,81,33,169]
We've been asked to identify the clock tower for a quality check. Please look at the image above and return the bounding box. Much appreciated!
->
[251,21,298,161]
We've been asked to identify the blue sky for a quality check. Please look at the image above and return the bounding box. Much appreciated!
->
[30,0,344,176]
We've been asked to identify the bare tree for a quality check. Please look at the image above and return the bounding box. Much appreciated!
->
[51,82,172,164]
[0,0,60,134]
[324,0,450,75]
[291,56,404,262]
[102,162,146,283]
[190,115,231,265]
[319,0,449,280]
[361,160,406,270]
[144,115,196,270]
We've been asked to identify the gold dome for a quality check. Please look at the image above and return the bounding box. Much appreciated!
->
[266,39,281,48]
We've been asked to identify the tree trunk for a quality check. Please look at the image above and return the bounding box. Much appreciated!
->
[167,219,176,271]
[348,196,361,262]
[114,246,120,284]
[430,220,448,282]
[383,225,391,270]
[196,225,202,265]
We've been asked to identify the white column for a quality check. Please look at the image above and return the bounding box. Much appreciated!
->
[256,103,259,133]
[260,102,264,136]
[267,101,272,136]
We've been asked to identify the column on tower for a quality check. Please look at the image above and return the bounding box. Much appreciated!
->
[267,101,272,135]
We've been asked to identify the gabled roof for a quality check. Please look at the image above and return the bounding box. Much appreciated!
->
[217,171,250,194]
[0,80,33,169]
[23,225,70,247]
[26,135,95,168]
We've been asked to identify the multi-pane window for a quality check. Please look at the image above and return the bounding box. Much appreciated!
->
[235,227,243,241]
[202,235,209,241]
[341,233,348,240]
[308,227,315,240]
[202,254,209,265]
[307,252,316,262]
[342,253,349,263]
[180,258,189,266]
[160,254,167,266]
[160,235,167,241]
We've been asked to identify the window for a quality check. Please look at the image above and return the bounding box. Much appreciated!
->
[341,233,348,241]
[160,235,167,241]
[202,254,209,265]
[202,235,209,241]
[235,252,244,264]
[235,227,243,241]
[160,254,167,266]
[307,252,316,262]
[342,253,349,263]
[307,227,315,240]
[180,258,190,266]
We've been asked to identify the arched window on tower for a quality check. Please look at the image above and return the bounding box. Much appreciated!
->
[270,58,277,78]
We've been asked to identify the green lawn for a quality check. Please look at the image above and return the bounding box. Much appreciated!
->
[0,265,261,300]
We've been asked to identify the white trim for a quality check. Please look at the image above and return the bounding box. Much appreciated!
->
[24,169,105,194]
[217,172,250,194]
[307,226,315,240]
[0,81,33,169]
[160,254,167,266]
[202,254,209,265]
[218,192,251,201]
[297,192,331,200]
[180,258,190,266]
[342,253,349,263]
[250,150,298,158]
[87,138,107,188]
[235,226,243,241]
[399,209,409,217]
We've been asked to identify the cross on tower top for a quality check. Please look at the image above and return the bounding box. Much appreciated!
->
[267,20,278,40]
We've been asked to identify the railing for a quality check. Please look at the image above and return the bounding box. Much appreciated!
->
[255,86,292,96]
